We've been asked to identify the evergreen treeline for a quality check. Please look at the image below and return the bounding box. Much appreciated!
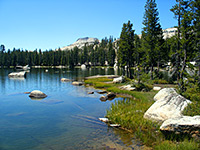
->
[0,36,116,68]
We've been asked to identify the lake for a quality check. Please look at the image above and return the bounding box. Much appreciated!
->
[0,68,142,150]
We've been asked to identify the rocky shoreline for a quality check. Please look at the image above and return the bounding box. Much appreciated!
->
[144,88,200,139]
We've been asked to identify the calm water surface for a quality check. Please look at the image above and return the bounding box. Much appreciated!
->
[0,68,141,150]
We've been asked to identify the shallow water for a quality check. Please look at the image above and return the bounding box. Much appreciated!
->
[0,68,142,150]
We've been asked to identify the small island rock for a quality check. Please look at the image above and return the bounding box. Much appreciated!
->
[72,81,83,86]
[29,90,47,99]
[8,71,26,78]
[61,78,71,82]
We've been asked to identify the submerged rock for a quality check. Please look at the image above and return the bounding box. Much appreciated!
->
[29,90,47,99]
[24,92,31,94]
[144,88,191,122]
[41,99,64,104]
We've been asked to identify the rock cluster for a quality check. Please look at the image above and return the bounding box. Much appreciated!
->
[144,88,200,138]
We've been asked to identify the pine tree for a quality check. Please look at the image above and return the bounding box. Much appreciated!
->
[142,0,163,80]
[171,0,194,93]
[107,36,116,66]
[118,20,135,78]
[193,0,200,76]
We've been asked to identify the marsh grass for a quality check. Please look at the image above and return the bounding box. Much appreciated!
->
[106,96,164,147]
[84,77,113,88]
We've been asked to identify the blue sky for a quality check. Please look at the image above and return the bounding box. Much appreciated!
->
[0,0,177,51]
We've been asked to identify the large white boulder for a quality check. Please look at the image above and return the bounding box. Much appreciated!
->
[160,116,200,138]
[154,88,177,101]
[144,88,191,122]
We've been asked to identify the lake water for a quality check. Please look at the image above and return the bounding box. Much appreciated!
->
[0,68,142,150]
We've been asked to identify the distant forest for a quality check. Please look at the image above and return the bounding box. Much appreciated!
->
[0,36,116,68]
[0,0,200,93]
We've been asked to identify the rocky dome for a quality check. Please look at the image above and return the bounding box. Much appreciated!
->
[59,37,99,51]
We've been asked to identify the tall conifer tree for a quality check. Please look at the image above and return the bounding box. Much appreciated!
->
[118,20,135,78]
[142,0,163,80]
[171,0,194,92]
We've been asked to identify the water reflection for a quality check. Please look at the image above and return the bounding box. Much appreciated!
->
[0,68,141,150]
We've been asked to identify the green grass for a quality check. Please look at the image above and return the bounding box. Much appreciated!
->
[84,77,113,88]
[154,139,199,150]
[84,77,200,149]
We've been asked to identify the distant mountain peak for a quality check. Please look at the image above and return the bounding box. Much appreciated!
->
[76,37,90,41]
[60,37,99,51]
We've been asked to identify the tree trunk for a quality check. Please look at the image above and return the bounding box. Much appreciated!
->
[151,63,154,80]
[137,65,141,83]
[157,60,160,73]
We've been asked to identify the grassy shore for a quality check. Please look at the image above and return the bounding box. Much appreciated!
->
[84,77,200,149]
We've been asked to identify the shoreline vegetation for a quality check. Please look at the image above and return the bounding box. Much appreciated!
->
[84,76,200,150]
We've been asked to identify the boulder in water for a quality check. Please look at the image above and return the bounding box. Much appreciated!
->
[29,90,47,99]
[72,81,83,86]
